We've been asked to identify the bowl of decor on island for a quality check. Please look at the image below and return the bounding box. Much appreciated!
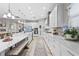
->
[64,27,79,40]
[3,33,12,42]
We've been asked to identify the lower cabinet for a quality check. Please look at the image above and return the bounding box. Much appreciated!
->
[53,40,74,56]
[60,45,74,56]
[0,51,5,56]
[53,41,61,56]
[43,33,75,56]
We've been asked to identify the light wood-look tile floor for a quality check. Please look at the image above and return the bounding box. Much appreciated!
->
[20,36,52,56]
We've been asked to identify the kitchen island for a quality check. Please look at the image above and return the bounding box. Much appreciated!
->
[0,32,32,56]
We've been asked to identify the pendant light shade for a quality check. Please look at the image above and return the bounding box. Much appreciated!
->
[3,14,7,18]
[3,2,16,19]
[12,16,15,19]
[7,12,12,17]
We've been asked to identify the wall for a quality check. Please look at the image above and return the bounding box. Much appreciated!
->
[68,3,79,27]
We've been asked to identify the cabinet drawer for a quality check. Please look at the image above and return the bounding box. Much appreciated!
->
[61,45,74,56]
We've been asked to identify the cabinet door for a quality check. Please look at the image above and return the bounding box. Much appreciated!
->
[0,52,5,56]
[53,41,61,56]
[61,45,74,56]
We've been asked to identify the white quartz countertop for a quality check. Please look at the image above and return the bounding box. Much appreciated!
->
[0,32,32,53]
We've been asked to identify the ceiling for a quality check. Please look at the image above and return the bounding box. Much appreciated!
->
[0,3,56,20]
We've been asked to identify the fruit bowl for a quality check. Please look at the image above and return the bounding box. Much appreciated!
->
[3,36,13,42]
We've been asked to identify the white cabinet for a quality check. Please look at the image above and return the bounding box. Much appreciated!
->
[43,33,76,56]
[52,41,75,56]
[49,3,69,29]
[49,5,57,27]
[60,45,73,56]
[47,36,61,56]
[53,42,61,56]
[0,51,5,56]
[54,39,74,56]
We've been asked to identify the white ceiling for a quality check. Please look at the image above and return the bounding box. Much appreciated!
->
[0,3,56,20]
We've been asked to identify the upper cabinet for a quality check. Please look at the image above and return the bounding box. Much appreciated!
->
[57,3,69,27]
[49,5,57,27]
[49,3,69,27]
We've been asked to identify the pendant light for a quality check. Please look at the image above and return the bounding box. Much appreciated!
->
[3,1,15,19]
[7,13,12,17]
[7,2,12,17]
[12,15,15,19]
[3,14,7,18]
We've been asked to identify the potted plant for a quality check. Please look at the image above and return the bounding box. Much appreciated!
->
[64,27,78,40]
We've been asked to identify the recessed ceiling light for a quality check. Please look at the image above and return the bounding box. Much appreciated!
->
[43,6,46,10]
[28,6,31,10]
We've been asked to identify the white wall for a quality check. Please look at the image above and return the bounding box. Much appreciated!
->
[69,3,79,27]
[24,22,38,29]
